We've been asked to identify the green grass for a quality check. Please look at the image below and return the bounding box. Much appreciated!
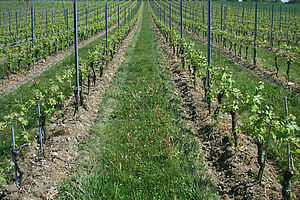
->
[58,5,218,199]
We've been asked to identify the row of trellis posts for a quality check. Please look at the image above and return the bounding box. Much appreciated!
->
[152,0,296,199]
[10,0,139,189]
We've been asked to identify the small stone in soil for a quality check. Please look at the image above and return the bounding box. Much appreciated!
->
[5,184,18,194]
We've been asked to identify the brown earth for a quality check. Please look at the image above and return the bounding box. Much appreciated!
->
[0,5,142,200]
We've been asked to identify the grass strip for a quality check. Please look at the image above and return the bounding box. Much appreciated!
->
[58,5,218,200]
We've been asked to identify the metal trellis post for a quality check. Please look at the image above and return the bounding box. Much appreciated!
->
[74,0,80,112]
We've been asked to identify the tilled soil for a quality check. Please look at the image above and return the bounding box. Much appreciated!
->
[0,7,142,200]
[150,10,285,200]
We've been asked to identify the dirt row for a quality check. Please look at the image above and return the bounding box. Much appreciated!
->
[0,8,131,99]
[150,9,287,200]
[0,5,142,200]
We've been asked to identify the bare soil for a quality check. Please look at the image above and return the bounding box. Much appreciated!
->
[0,7,142,200]
[151,10,289,200]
